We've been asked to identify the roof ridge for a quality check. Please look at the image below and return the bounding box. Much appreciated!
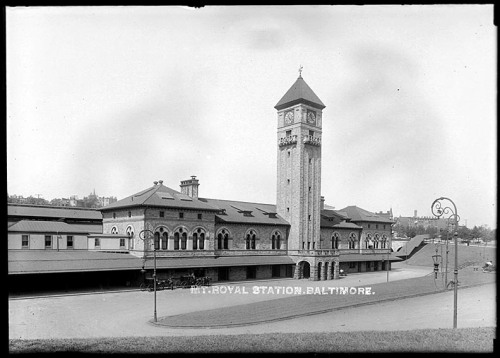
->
[201,197,275,206]
[141,183,164,204]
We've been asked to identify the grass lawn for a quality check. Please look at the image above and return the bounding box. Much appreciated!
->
[406,243,496,267]
[9,327,495,353]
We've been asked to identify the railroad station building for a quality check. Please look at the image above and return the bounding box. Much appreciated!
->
[8,74,397,291]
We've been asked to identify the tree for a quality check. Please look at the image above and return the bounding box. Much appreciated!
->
[83,195,100,208]
[471,226,481,240]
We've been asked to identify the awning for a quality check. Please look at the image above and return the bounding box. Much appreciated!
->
[339,253,402,262]
[143,255,295,269]
[8,250,295,274]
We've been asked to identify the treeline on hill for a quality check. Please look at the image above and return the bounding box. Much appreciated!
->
[393,222,495,243]
[7,194,105,208]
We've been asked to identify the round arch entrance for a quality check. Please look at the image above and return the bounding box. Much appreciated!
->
[302,261,311,279]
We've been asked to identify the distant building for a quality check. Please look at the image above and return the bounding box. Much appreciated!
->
[394,209,450,232]
[99,196,117,207]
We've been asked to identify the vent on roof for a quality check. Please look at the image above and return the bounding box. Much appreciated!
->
[155,192,174,200]
[229,205,253,217]
[256,207,277,218]
[177,193,193,201]
[218,209,227,215]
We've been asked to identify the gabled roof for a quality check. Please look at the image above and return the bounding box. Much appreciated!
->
[275,76,326,111]
[337,206,394,224]
[7,204,102,220]
[8,220,102,234]
[320,208,362,229]
[199,198,289,226]
[333,221,363,229]
[100,183,220,212]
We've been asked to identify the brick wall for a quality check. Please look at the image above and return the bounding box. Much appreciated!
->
[215,223,289,251]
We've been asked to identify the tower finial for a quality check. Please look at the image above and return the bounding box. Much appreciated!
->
[298,65,303,78]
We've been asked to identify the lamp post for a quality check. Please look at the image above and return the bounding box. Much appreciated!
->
[383,256,389,282]
[139,229,157,322]
[444,213,460,286]
[431,197,459,329]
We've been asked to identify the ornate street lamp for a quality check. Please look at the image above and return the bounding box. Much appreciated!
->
[139,229,157,322]
[431,197,459,329]
[432,244,442,279]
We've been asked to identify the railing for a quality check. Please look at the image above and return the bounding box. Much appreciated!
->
[278,135,298,147]
[303,135,321,146]
[291,249,339,256]
[214,249,288,257]
[142,248,391,259]
[143,249,288,259]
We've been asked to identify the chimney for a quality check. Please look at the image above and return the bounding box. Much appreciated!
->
[320,196,325,210]
[180,175,200,199]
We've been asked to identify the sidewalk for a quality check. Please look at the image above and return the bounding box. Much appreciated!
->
[154,267,495,328]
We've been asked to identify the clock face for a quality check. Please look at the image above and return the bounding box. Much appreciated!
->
[307,111,316,125]
[284,111,294,125]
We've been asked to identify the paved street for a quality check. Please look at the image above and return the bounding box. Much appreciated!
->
[9,265,495,339]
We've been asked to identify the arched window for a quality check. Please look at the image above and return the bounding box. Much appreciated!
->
[348,232,357,249]
[246,230,256,250]
[332,232,340,249]
[271,231,281,250]
[173,228,187,250]
[381,234,388,249]
[181,232,187,250]
[161,232,168,250]
[365,233,373,249]
[374,234,380,249]
[126,226,134,249]
[199,232,205,250]
[193,228,206,250]
[174,232,180,250]
[193,232,198,250]
[111,226,118,234]
[217,229,229,250]
[154,232,160,250]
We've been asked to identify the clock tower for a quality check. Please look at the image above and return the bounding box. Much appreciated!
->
[275,72,325,256]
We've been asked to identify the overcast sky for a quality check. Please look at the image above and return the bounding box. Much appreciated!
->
[7,5,496,229]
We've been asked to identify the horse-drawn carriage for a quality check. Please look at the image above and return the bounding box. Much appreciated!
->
[173,274,211,289]
[140,274,211,291]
